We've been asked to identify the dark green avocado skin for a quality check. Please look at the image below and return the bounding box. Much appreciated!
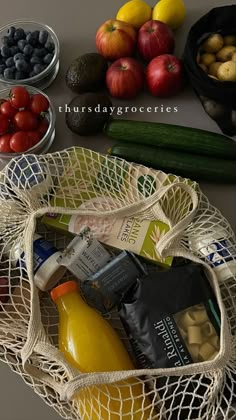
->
[65,53,108,93]
[65,92,113,135]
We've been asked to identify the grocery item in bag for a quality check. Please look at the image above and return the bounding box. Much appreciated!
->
[119,263,221,418]
[41,148,172,267]
[119,263,220,369]
[6,234,66,291]
[81,250,147,313]
[57,226,111,281]
[51,281,154,419]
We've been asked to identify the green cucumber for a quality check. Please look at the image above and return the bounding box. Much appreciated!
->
[104,119,236,159]
[109,143,236,183]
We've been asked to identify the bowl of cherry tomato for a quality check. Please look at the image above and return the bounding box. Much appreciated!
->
[0,85,55,167]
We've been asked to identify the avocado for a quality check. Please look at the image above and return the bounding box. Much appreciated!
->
[65,53,108,93]
[65,92,113,135]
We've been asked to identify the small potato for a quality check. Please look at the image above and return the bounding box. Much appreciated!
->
[217,61,236,81]
[209,62,222,77]
[200,53,216,67]
[203,99,226,120]
[199,63,208,72]
[216,46,236,62]
[232,52,236,62]
[224,35,236,46]
[202,33,224,53]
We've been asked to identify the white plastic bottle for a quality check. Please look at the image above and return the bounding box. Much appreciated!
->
[189,228,236,282]
[12,234,66,291]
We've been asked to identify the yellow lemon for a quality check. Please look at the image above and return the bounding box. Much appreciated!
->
[152,0,186,30]
[116,0,152,29]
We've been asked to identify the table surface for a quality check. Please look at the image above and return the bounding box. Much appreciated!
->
[0,0,235,419]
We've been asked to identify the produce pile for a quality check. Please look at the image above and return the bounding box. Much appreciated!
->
[197,33,236,81]
[63,0,236,184]
[0,86,49,153]
[0,26,55,80]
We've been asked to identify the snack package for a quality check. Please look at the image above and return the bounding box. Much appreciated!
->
[57,226,111,281]
[42,149,172,267]
[119,263,221,418]
[81,251,147,313]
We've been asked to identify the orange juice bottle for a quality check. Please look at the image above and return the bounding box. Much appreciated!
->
[51,281,154,419]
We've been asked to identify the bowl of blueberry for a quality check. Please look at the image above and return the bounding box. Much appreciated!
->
[0,20,60,90]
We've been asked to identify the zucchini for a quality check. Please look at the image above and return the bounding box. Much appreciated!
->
[104,119,236,159]
[109,143,236,183]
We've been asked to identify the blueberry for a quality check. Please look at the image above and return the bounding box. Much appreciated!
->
[26,32,38,46]
[4,67,15,79]
[1,46,11,58]
[17,39,27,51]
[25,30,31,37]
[10,45,19,56]
[39,30,48,45]
[30,55,42,65]
[29,71,36,77]
[13,52,25,62]
[31,30,39,41]
[14,28,26,41]
[5,56,14,67]
[15,70,27,80]
[23,44,33,56]
[7,26,16,37]
[43,53,53,65]
[2,36,10,46]
[33,63,46,74]
[45,41,55,52]
[0,64,6,75]
[16,59,29,72]
[33,47,47,57]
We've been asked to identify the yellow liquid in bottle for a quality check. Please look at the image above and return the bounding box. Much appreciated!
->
[54,285,154,419]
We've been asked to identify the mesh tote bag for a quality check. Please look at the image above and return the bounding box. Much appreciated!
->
[0,146,235,419]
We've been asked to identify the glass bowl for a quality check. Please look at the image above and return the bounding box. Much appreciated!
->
[0,20,60,90]
[0,85,56,169]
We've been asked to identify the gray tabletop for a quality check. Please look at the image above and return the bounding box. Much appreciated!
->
[0,0,235,419]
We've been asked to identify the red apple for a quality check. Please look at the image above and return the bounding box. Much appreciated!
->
[96,19,137,61]
[106,57,144,99]
[138,20,175,62]
[146,54,183,97]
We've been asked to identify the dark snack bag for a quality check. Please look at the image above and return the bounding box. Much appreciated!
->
[119,263,221,419]
[183,6,236,136]
[81,251,147,313]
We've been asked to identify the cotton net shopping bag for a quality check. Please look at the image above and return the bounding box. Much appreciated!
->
[0,146,235,420]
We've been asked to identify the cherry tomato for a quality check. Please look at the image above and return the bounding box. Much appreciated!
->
[14,110,38,131]
[0,98,6,106]
[9,86,30,109]
[30,94,49,114]
[27,131,41,146]
[0,114,9,135]
[38,118,49,136]
[0,134,12,153]
[0,100,17,119]
[10,131,32,153]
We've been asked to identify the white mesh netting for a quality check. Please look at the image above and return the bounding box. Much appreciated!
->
[0,146,235,420]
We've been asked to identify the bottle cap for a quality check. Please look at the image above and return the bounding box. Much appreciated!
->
[51,280,78,302]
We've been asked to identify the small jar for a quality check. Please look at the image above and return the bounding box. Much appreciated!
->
[6,155,52,197]
[12,233,67,291]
